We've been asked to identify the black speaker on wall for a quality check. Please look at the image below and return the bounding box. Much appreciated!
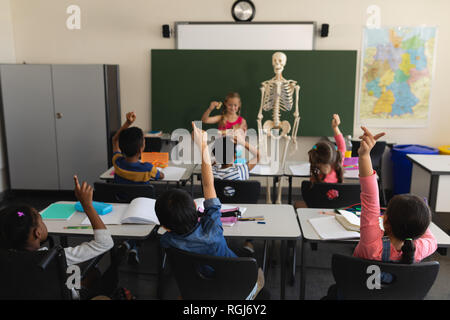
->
[320,24,329,37]
[162,24,171,38]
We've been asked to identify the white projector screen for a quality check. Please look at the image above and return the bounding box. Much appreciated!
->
[176,22,315,50]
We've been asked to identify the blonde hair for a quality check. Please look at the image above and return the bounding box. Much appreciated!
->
[219,92,241,127]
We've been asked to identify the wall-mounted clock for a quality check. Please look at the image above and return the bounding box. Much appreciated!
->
[231,0,256,22]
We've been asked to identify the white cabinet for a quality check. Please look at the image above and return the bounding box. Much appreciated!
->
[0,64,120,190]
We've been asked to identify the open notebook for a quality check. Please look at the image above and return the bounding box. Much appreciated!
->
[81,198,159,225]
[309,216,360,240]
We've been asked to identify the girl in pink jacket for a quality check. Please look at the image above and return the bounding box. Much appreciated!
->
[353,127,437,264]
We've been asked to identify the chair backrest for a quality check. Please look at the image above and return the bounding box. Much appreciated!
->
[214,179,261,204]
[94,182,155,203]
[0,246,72,300]
[351,141,387,172]
[165,247,258,300]
[332,254,440,300]
[145,137,162,152]
[301,180,361,208]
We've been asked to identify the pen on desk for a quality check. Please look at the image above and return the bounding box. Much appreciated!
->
[64,226,92,229]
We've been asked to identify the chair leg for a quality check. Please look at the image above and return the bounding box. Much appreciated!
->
[157,246,167,299]
[289,240,297,286]
[262,240,268,274]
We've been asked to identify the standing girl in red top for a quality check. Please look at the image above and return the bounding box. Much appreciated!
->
[201,92,248,133]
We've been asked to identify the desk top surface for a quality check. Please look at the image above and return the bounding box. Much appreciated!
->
[408,154,450,174]
[159,203,301,240]
[100,162,196,181]
[43,202,156,239]
[297,208,450,247]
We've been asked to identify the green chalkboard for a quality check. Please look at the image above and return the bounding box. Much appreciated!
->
[151,50,356,136]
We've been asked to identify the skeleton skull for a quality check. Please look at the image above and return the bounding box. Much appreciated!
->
[272,52,287,75]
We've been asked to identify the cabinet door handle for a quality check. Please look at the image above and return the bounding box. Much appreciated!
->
[56,113,63,119]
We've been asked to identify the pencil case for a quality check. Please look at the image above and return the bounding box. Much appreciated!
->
[75,201,113,215]
[197,207,241,218]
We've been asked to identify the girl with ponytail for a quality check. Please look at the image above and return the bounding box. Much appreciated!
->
[308,114,345,184]
[353,127,437,263]
[295,114,345,208]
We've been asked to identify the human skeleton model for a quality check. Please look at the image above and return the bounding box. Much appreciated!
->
[257,52,300,204]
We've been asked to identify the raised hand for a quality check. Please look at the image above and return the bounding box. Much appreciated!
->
[331,114,341,128]
[358,126,385,157]
[73,175,93,207]
[192,122,207,148]
[126,111,136,125]
[209,101,221,110]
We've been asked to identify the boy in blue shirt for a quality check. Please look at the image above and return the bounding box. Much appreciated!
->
[111,111,164,264]
[155,123,266,299]
[112,111,164,184]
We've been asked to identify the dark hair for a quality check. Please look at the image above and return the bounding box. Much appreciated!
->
[308,140,343,183]
[385,194,431,264]
[119,127,144,158]
[213,136,237,165]
[155,189,198,235]
[0,205,39,250]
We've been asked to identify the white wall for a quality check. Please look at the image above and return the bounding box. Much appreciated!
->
[0,0,16,193]
[4,0,450,191]
[7,0,450,148]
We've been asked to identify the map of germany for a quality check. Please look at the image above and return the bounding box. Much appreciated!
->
[359,27,436,126]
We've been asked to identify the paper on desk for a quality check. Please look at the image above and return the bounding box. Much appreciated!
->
[161,166,186,181]
[289,163,310,176]
[81,204,128,225]
[250,164,278,175]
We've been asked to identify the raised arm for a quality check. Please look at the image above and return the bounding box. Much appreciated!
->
[358,126,385,177]
[233,130,260,171]
[331,113,342,137]
[356,127,386,247]
[74,175,106,230]
[112,111,136,153]
[201,102,223,124]
[192,122,216,200]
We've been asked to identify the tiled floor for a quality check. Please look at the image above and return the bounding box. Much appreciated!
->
[1,187,449,300]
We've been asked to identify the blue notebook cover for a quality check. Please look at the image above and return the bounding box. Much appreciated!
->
[41,203,76,220]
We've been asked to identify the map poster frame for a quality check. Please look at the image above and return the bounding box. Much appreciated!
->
[357,26,438,128]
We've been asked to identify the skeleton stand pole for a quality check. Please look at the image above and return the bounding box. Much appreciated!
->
[276,136,290,204]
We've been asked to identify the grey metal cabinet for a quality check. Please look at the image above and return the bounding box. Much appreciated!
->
[0,64,120,190]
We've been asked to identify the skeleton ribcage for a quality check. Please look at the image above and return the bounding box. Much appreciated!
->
[262,81,296,112]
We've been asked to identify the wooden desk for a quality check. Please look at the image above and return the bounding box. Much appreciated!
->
[158,203,301,299]
[296,207,450,300]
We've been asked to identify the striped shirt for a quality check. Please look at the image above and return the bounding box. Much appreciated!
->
[112,152,161,184]
[212,163,249,180]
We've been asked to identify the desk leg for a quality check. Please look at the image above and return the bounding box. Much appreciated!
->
[288,176,293,204]
[299,239,306,300]
[280,240,287,300]
[272,177,278,204]
[190,175,194,197]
